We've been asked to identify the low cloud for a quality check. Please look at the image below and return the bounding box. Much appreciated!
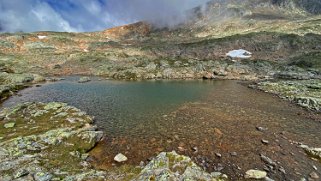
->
[0,0,210,33]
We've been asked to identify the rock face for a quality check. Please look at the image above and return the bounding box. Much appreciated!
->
[133,151,227,181]
[0,102,106,181]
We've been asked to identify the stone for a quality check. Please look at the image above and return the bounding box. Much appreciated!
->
[114,153,128,162]
[230,152,237,156]
[53,64,62,69]
[310,172,319,179]
[256,126,268,132]
[265,177,275,181]
[4,122,15,128]
[215,153,222,158]
[14,169,29,178]
[191,146,198,153]
[44,102,64,110]
[78,77,91,83]
[133,151,223,180]
[261,139,269,145]
[278,166,286,174]
[203,72,214,79]
[34,172,53,181]
[245,169,267,179]
[260,154,277,167]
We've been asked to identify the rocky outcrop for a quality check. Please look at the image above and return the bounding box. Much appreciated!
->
[300,145,321,161]
[0,102,105,181]
[253,80,321,111]
[133,151,227,181]
[0,72,45,102]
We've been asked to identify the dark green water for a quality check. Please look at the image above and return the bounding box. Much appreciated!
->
[2,77,215,135]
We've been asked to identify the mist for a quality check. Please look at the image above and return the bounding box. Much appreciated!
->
[0,0,210,33]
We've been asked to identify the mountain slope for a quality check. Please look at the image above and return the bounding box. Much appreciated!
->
[0,0,320,81]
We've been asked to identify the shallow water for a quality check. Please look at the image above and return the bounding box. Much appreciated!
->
[2,77,215,135]
[2,77,321,180]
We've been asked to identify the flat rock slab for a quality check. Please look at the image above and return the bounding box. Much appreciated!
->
[4,122,15,128]
[245,169,267,179]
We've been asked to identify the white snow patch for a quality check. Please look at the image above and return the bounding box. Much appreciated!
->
[226,49,252,59]
[38,36,47,40]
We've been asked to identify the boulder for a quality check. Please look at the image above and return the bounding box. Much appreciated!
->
[133,151,226,180]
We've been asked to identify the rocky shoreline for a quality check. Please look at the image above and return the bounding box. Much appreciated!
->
[251,79,321,112]
[0,102,232,180]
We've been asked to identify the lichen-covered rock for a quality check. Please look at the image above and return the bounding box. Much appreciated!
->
[300,145,321,161]
[133,151,227,181]
[254,80,321,111]
[0,102,106,181]
[78,77,91,83]
[244,169,267,179]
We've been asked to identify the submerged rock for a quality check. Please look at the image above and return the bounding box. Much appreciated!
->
[133,151,227,181]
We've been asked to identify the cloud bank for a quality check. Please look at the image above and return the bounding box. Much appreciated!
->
[0,0,209,33]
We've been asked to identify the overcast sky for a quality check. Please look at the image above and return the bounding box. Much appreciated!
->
[0,0,209,33]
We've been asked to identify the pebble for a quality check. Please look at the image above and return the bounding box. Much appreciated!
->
[312,165,317,170]
[309,172,319,179]
[139,161,145,167]
[174,135,179,140]
[214,163,224,171]
[256,126,268,132]
[215,153,222,158]
[265,177,275,181]
[178,146,185,152]
[191,146,198,153]
[230,152,237,156]
[114,153,128,163]
[260,154,277,167]
[261,139,269,145]
[278,166,286,174]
